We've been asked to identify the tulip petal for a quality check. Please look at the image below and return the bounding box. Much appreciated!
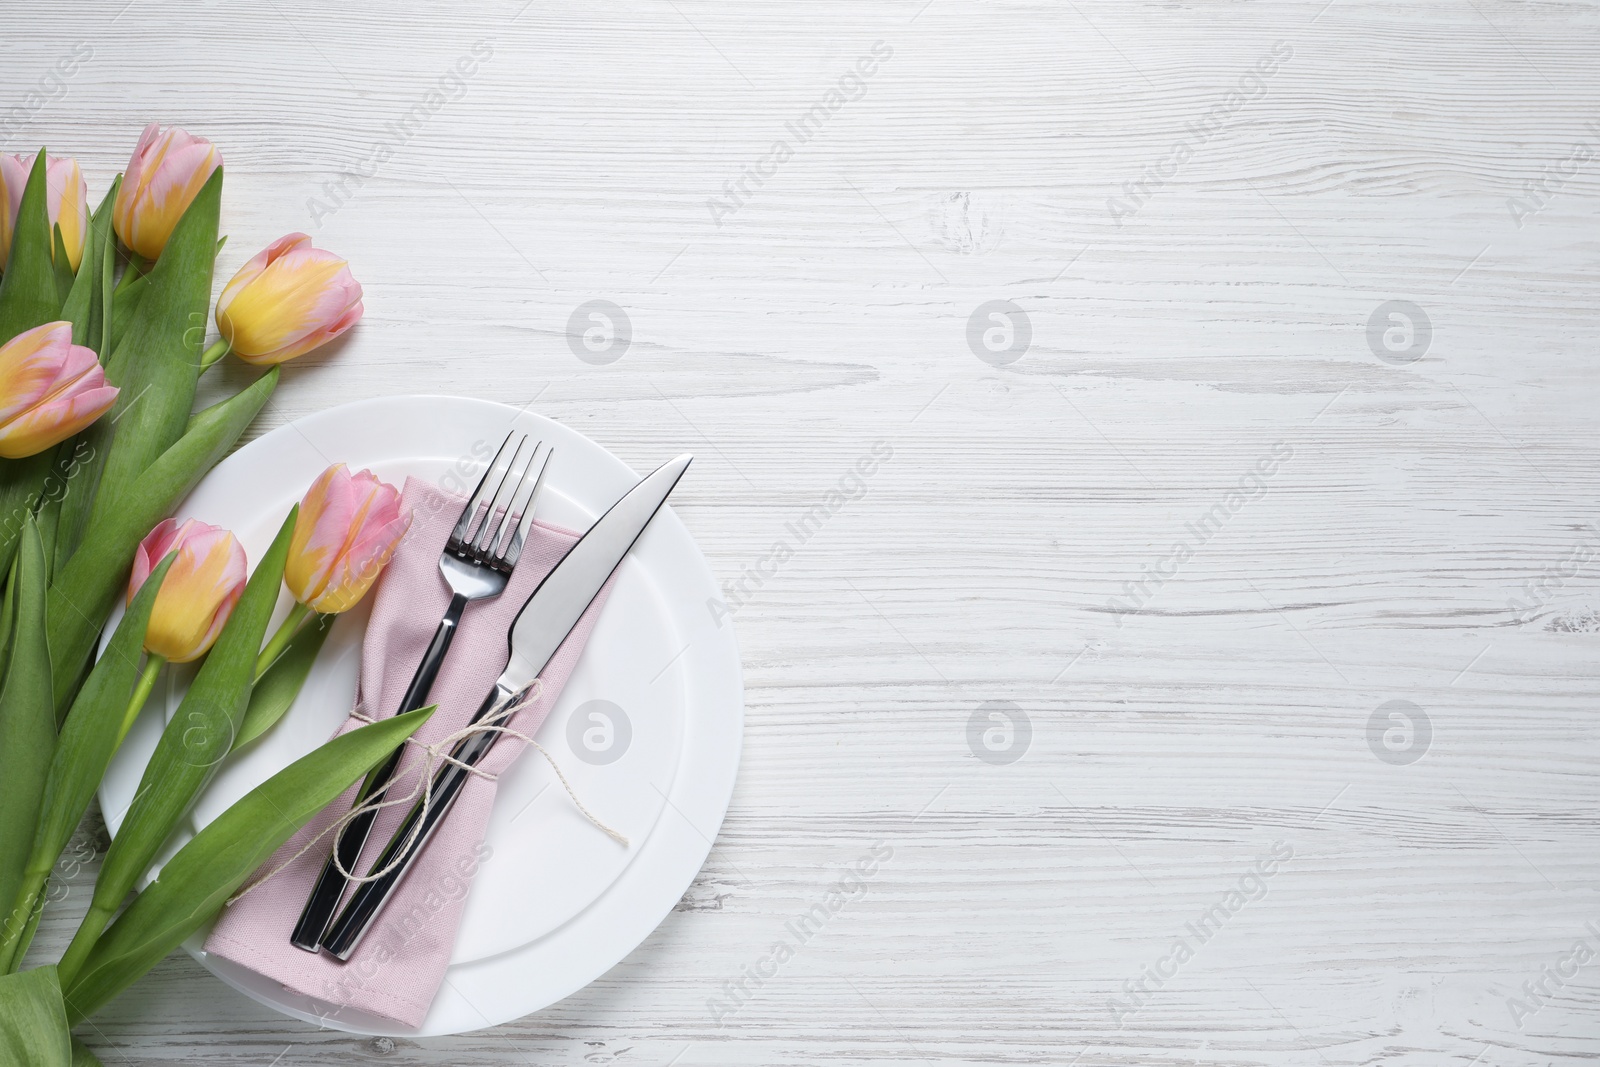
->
[0,384,119,460]
[112,123,160,243]
[0,155,31,273]
[307,514,409,612]
[0,322,75,424]
[308,470,407,611]
[46,157,89,272]
[215,236,362,364]
[134,520,248,662]
[129,517,182,599]
[285,465,407,613]
[113,125,222,260]
[284,464,357,605]
[0,323,119,457]
[233,300,363,367]
[219,252,352,354]
[215,233,310,326]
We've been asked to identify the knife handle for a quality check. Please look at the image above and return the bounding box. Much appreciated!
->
[319,680,522,960]
[289,593,468,952]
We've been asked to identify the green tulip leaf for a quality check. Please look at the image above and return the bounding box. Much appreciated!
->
[52,178,127,570]
[52,168,210,600]
[98,195,116,361]
[62,706,435,1022]
[85,168,221,526]
[60,178,119,353]
[70,1036,104,1067]
[0,555,176,973]
[51,225,73,306]
[0,447,75,584]
[52,179,123,572]
[46,437,98,578]
[0,150,73,577]
[46,366,278,710]
[105,273,144,361]
[33,484,61,579]
[0,551,16,680]
[4,891,43,978]
[0,966,71,1066]
[0,150,63,344]
[0,519,55,963]
[236,612,336,751]
[57,507,295,983]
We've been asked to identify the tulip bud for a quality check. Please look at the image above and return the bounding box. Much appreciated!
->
[0,321,119,459]
[113,123,221,261]
[215,233,363,366]
[0,153,89,272]
[129,518,248,663]
[285,464,409,614]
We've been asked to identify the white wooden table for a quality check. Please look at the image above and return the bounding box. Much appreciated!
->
[12,0,1600,1062]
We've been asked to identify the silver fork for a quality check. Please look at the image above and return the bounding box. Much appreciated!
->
[290,431,554,951]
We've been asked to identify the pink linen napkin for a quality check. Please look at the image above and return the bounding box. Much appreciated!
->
[205,475,615,1027]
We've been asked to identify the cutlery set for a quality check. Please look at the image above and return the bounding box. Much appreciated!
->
[288,431,691,959]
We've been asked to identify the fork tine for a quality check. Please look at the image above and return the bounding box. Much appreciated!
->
[470,435,532,559]
[449,431,517,549]
[496,443,553,571]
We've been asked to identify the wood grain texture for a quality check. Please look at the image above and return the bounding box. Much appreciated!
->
[10,0,1600,1061]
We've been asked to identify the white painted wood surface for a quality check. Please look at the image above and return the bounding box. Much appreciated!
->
[10,0,1600,1061]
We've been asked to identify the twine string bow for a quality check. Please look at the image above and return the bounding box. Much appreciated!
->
[227,680,627,908]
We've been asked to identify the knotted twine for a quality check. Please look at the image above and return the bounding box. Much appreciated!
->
[226,679,627,908]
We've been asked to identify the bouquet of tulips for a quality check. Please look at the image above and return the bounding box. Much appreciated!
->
[0,126,428,1065]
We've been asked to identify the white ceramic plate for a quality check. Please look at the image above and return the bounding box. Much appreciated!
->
[97,396,743,1036]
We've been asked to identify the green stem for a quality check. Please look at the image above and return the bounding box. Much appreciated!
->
[255,602,312,680]
[111,252,145,296]
[198,337,231,372]
[0,868,47,973]
[114,655,164,749]
[56,901,113,987]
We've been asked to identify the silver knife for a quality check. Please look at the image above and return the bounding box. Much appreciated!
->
[319,453,692,960]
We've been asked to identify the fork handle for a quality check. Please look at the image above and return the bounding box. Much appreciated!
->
[396,592,468,714]
[289,593,468,952]
[320,681,524,960]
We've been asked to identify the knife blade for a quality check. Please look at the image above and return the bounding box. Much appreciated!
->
[318,453,691,960]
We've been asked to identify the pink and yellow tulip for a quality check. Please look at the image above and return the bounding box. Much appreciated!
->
[0,153,89,272]
[129,518,248,663]
[0,321,118,459]
[113,123,221,261]
[215,234,363,365]
[285,464,409,614]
